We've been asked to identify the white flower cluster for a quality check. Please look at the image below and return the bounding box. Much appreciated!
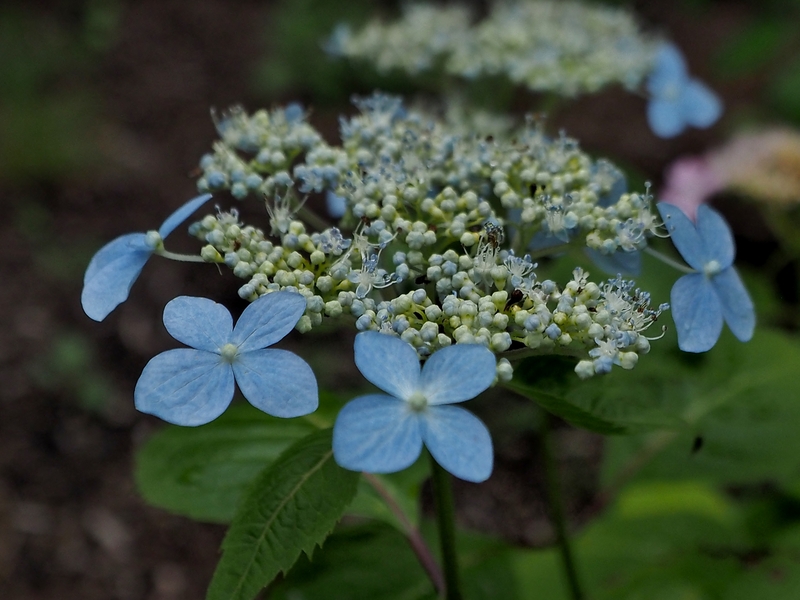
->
[197,104,322,200]
[327,1,660,97]
[189,94,668,378]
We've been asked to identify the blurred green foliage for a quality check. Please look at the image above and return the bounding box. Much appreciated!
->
[0,2,119,183]
[30,331,114,413]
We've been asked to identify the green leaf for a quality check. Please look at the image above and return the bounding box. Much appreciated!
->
[512,482,748,600]
[135,403,317,523]
[268,524,436,600]
[603,329,800,487]
[207,428,360,600]
[269,523,519,600]
[505,355,684,435]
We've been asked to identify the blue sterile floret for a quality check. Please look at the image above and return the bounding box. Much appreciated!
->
[646,43,722,139]
[134,291,318,426]
[333,331,496,482]
[657,202,755,352]
[81,194,212,322]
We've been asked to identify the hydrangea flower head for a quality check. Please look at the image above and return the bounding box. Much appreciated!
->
[657,202,754,352]
[135,291,318,426]
[646,43,722,138]
[333,332,496,483]
[81,194,212,321]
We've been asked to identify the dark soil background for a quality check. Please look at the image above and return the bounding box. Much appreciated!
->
[0,1,784,598]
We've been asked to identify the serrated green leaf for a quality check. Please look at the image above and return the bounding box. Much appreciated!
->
[135,403,318,523]
[207,428,359,600]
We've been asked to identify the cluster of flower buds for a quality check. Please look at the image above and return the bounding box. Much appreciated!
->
[188,94,668,378]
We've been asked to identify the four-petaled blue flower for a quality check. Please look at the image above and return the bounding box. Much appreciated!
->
[135,292,318,426]
[646,43,722,139]
[81,194,212,322]
[333,332,496,483]
[657,202,755,353]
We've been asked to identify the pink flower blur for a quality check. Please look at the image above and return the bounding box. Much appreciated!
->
[659,156,724,221]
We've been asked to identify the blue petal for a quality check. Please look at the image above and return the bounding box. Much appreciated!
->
[657,203,706,271]
[712,267,755,342]
[332,394,423,473]
[233,349,319,417]
[326,191,347,218]
[284,103,304,123]
[420,344,496,405]
[163,296,233,351]
[527,229,568,252]
[585,248,641,276]
[647,43,688,96]
[81,233,151,322]
[231,291,306,351]
[421,405,493,482]
[157,194,213,238]
[696,205,735,269]
[354,332,420,400]
[647,97,685,139]
[682,80,722,129]
[670,273,723,353]
[134,349,234,426]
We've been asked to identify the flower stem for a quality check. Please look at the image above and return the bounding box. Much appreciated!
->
[362,473,445,595]
[156,249,208,263]
[644,246,695,275]
[540,414,584,600]
[430,456,462,600]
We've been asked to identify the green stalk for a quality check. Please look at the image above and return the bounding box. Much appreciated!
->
[362,473,445,595]
[540,414,584,600]
[644,246,695,274]
[430,456,462,600]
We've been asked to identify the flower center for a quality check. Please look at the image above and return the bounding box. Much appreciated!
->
[703,260,722,278]
[219,343,239,363]
[662,82,680,101]
[144,230,163,251]
[407,391,428,412]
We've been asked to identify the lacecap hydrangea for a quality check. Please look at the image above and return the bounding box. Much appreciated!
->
[192,93,670,379]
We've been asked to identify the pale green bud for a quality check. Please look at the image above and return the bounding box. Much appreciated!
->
[325,301,343,318]
[496,358,513,383]
[619,351,638,370]
[201,245,223,262]
[295,315,312,333]
[575,360,594,379]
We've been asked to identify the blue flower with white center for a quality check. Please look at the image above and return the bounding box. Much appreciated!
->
[646,43,722,139]
[81,194,212,322]
[657,202,755,353]
[333,332,496,483]
[134,291,318,426]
